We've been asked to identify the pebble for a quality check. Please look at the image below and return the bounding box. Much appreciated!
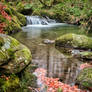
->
[43,39,55,44]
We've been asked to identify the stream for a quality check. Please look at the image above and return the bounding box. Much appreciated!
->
[12,16,91,91]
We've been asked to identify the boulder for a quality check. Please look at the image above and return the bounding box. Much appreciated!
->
[76,67,92,89]
[55,33,92,49]
[0,34,32,74]
[79,51,92,60]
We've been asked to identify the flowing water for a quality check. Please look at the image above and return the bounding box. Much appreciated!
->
[12,16,90,86]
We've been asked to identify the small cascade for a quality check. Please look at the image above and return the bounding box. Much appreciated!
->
[26,16,56,25]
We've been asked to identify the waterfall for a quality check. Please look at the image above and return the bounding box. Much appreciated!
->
[26,16,56,25]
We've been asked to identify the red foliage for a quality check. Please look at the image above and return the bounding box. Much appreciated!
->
[1,10,11,21]
[0,22,6,33]
[80,63,92,70]
[34,68,86,92]
[0,3,11,34]
[1,74,10,81]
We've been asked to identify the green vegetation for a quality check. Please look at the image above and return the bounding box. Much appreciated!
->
[0,1,26,34]
[77,67,92,89]
[23,0,92,31]
[19,64,37,92]
[0,74,20,92]
[0,34,35,92]
[1,0,92,32]
[80,51,92,59]
[0,0,92,92]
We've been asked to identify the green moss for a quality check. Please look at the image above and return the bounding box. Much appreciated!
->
[16,2,25,13]
[1,45,32,74]
[0,74,20,92]
[4,35,20,51]
[55,33,92,49]
[0,15,7,23]
[15,13,26,26]
[16,2,32,15]
[0,50,10,65]
[0,37,4,47]
[20,64,37,92]
[57,88,63,92]
[24,3,32,10]
[77,67,92,88]
[5,7,13,16]
[21,46,32,62]
[0,3,26,34]
[4,21,22,34]
[0,34,32,74]
[80,51,92,59]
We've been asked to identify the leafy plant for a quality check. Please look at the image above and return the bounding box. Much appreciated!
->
[0,3,11,33]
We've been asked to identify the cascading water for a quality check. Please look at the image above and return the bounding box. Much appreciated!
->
[26,16,56,25]
[25,16,67,27]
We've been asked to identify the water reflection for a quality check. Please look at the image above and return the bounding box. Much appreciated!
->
[13,25,85,85]
[32,44,81,85]
[22,27,42,38]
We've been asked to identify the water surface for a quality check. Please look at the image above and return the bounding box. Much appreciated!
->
[12,24,87,85]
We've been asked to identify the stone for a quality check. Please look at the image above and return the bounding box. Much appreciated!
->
[0,34,32,74]
[76,67,92,89]
[79,51,92,60]
[55,33,92,49]
[43,39,55,44]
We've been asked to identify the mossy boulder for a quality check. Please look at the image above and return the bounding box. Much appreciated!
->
[79,51,92,59]
[76,67,92,89]
[0,34,32,74]
[55,33,92,49]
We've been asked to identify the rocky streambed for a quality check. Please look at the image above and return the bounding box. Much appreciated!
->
[0,31,92,92]
[10,23,92,92]
[55,33,92,90]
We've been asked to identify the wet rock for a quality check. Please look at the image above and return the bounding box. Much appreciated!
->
[71,50,92,60]
[76,67,92,89]
[71,49,80,55]
[55,33,92,49]
[0,34,32,74]
[79,51,92,60]
[43,39,55,44]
